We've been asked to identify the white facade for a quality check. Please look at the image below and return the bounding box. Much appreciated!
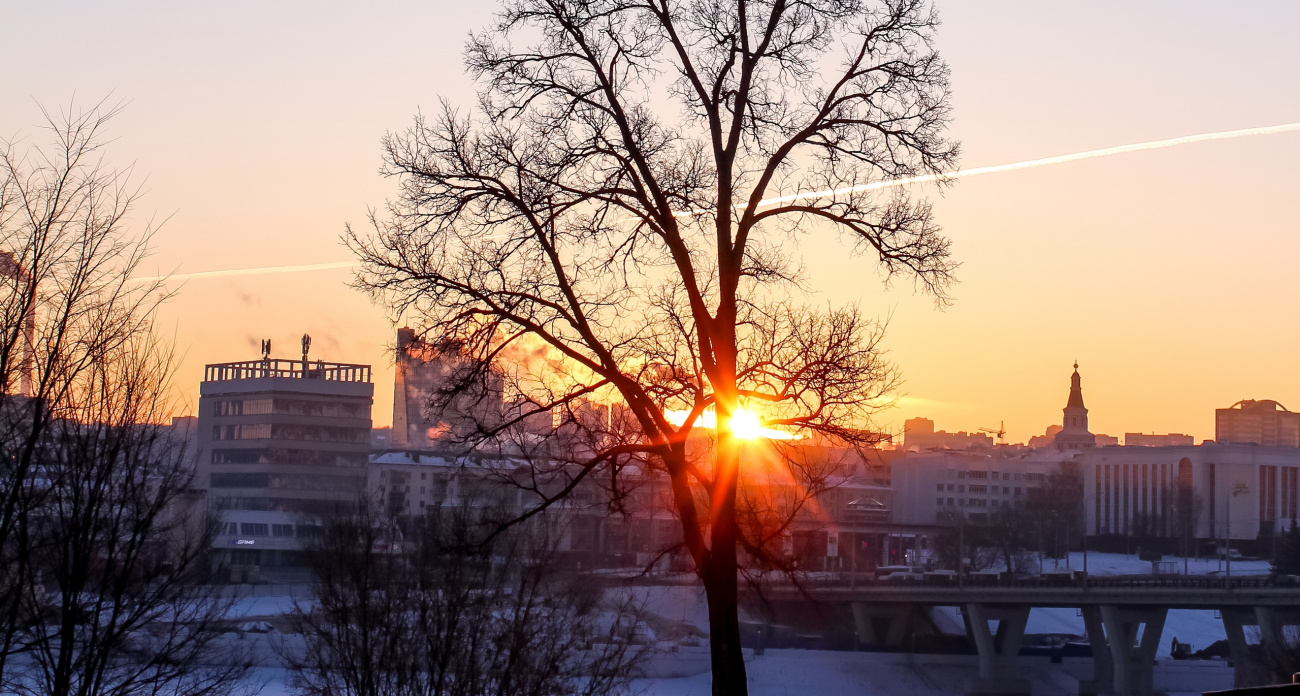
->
[1078,443,1300,541]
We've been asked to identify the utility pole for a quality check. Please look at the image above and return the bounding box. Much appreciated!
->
[1225,482,1249,588]
[958,512,966,588]
[1224,490,1230,588]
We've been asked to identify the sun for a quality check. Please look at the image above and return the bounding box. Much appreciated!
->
[727,409,765,440]
[661,406,800,440]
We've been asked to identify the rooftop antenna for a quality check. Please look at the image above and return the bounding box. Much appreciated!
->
[301,334,311,376]
[260,339,272,359]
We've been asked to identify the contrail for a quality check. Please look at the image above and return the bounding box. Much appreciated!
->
[758,120,1300,208]
[130,260,357,283]
[132,120,1300,283]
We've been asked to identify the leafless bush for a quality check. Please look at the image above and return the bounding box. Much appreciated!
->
[283,504,650,696]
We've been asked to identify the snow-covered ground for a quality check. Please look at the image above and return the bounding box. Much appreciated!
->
[227,553,1267,695]
[249,650,1233,696]
[1037,551,1271,577]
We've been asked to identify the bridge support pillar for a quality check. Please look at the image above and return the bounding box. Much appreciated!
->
[1100,605,1166,696]
[1255,606,1300,660]
[1221,607,1258,688]
[1077,607,1113,696]
[963,603,1031,696]
[851,602,921,648]
[1223,606,1300,688]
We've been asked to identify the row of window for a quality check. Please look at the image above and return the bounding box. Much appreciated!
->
[935,483,1025,495]
[935,511,991,523]
[215,399,274,416]
[212,397,367,419]
[211,496,358,514]
[937,497,1014,508]
[214,424,272,440]
[211,448,368,467]
[210,472,366,492]
[952,470,1046,482]
[212,423,369,443]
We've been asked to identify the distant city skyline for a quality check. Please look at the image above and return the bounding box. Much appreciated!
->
[5,1,1299,442]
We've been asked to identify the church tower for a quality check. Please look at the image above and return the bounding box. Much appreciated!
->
[1054,362,1096,451]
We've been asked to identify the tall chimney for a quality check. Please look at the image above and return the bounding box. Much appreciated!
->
[1,251,35,396]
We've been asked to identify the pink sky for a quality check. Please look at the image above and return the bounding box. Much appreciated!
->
[4,1,1299,443]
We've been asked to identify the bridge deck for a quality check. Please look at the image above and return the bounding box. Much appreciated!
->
[764,577,1300,609]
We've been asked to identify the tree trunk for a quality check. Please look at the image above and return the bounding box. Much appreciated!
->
[703,549,747,696]
[703,427,747,696]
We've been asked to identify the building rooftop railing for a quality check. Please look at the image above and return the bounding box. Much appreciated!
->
[204,359,371,384]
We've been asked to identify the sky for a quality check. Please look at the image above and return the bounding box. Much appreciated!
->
[3,1,1299,444]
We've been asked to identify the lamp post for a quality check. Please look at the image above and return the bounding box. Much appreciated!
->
[1080,489,1095,585]
[1225,481,1249,589]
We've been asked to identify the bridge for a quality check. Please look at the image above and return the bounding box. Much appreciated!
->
[758,576,1300,696]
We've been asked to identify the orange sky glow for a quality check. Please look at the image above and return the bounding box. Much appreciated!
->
[5,2,1299,444]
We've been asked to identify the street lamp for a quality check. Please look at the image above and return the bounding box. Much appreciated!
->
[1225,481,1249,588]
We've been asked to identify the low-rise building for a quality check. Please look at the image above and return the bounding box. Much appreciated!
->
[1124,432,1195,447]
[902,417,994,451]
[198,340,373,580]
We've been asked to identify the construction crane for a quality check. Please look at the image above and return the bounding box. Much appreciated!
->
[979,421,1006,444]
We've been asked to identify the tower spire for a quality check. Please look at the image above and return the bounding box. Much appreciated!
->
[1055,362,1095,450]
[1066,362,1085,410]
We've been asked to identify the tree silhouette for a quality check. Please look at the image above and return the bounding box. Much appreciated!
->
[2,102,251,696]
[1272,523,1300,577]
[352,1,956,692]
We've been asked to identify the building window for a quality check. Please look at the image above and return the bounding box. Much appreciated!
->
[272,524,294,537]
[212,423,272,440]
[240,523,269,536]
[211,473,271,488]
[936,484,944,491]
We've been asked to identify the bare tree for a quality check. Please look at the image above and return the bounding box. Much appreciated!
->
[983,505,1038,576]
[1168,485,1204,566]
[1,103,252,696]
[351,1,956,692]
[283,504,648,696]
[1248,625,1300,686]
[2,102,168,688]
[13,339,254,696]
[1025,463,1084,560]
[1272,522,1300,577]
